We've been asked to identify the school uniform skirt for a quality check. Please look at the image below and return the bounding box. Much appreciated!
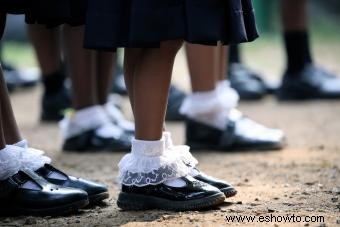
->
[2,0,258,49]
[84,0,259,50]
[24,0,86,28]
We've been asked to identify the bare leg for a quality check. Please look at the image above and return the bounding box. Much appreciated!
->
[282,0,308,31]
[96,51,115,105]
[0,65,22,144]
[281,0,312,73]
[126,40,182,140]
[124,49,143,114]
[185,43,218,92]
[28,25,61,75]
[217,44,228,81]
[63,25,97,110]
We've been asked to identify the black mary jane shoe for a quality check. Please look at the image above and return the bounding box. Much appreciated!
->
[117,176,225,211]
[186,113,285,151]
[0,169,88,216]
[62,129,131,152]
[192,169,237,198]
[36,164,109,204]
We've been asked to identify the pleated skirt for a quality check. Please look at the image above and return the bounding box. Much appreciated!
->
[2,0,259,50]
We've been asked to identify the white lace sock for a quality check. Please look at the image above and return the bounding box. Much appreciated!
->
[103,102,135,132]
[9,140,51,171]
[163,131,198,168]
[59,105,123,140]
[180,81,239,130]
[118,138,190,187]
[0,146,22,180]
[13,139,28,149]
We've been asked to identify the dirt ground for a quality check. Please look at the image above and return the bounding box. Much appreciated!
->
[1,45,340,226]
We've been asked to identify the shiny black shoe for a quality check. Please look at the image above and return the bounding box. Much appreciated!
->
[165,85,186,121]
[192,169,237,198]
[36,164,109,204]
[277,64,340,100]
[0,169,88,216]
[63,129,131,152]
[228,63,267,100]
[186,110,285,151]
[117,176,225,211]
[41,85,71,122]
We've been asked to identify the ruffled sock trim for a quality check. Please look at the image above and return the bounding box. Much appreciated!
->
[118,138,190,186]
[6,145,51,171]
[163,131,198,168]
[0,146,22,180]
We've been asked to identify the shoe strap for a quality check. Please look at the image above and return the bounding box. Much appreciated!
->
[0,168,51,198]
[43,164,69,180]
[14,168,52,189]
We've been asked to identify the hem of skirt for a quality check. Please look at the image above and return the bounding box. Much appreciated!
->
[84,35,259,51]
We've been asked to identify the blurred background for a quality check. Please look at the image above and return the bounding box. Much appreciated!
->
[1,0,340,85]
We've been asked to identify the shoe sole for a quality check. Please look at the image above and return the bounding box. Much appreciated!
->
[220,187,238,198]
[117,192,225,211]
[5,198,89,216]
[276,89,340,101]
[187,141,285,152]
[89,192,110,204]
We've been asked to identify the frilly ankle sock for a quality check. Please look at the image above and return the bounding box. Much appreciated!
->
[0,146,22,180]
[10,140,51,171]
[118,138,190,186]
[163,131,198,168]
[180,82,239,130]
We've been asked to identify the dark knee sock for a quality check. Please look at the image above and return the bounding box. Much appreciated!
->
[42,70,66,95]
[228,45,241,64]
[284,31,313,74]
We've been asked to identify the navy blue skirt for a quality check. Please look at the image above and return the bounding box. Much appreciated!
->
[4,0,258,50]
[24,0,86,28]
[84,0,259,50]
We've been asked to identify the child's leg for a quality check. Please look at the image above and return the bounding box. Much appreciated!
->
[282,0,307,31]
[118,41,226,211]
[181,44,284,151]
[125,41,182,140]
[95,51,135,134]
[185,43,217,92]
[129,41,182,140]
[95,51,115,105]
[123,49,143,114]
[63,25,97,110]
[0,66,21,144]
[61,26,131,151]
[217,44,228,82]
[28,25,70,121]
[28,25,62,76]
